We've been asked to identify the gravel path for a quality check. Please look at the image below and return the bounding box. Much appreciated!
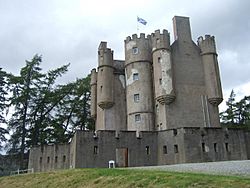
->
[130,160,250,177]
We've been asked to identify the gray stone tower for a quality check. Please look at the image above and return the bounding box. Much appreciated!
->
[97,42,114,110]
[124,34,154,132]
[90,68,97,119]
[91,42,127,131]
[151,29,175,130]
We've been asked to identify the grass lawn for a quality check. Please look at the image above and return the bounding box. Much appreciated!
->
[0,168,250,188]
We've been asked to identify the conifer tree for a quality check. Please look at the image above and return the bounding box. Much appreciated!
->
[0,68,8,150]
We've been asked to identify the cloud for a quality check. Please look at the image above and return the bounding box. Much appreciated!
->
[0,0,249,99]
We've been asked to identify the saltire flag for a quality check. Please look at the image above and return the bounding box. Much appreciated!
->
[137,16,147,25]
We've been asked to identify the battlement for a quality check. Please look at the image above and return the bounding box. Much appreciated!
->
[151,29,170,51]
[151,29,169,38]
[125,33,151,43]
[197,35,217,54]
[98,41,113,54]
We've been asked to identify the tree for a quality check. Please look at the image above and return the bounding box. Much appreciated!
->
[7,55,70,168]
[235,96,250,125]
[7,55,44,167]
[0,68,8,150]
[220,90,237,125]
[49,75,94,144]
[6,54,93,168]
[220,89,250,127]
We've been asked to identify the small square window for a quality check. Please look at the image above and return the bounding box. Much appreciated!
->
[132,47,139,54]
[159,78,162,85]
[202,143,206,152]
[134,94,140,102]
[146,146,150,155]
[163,145,167,154]
[214,143,217,153]
[173,129,177,136]
[158,57,162,63]
[135,114,141,122]
[225,143,229,152]
[156,104,159,113]
[174,145,178,153]
[133,73,139,81]
[94,146,98,154]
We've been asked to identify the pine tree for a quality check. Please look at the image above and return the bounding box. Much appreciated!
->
[0,68,8,150]
[220,90,237,125]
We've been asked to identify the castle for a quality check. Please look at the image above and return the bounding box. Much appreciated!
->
[28,16,250,172]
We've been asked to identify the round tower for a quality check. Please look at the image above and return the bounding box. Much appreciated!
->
[151,29,175,105]
[198,35,223,106]
[90,68,97,118]
[124,33,154,132]
[97,42,114,109]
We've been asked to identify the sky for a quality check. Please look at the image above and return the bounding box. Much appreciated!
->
[0,0,250,111]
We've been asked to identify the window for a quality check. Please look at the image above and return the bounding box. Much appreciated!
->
[163,145,167,154]
[133,73,139,81]
[202,143,206,152]
[132,47,139,54]
[156,104,159,114]
[135,114,141,122]
[158,57,162,63]
[156,38,160,44]
[225,143,229,152]
[94,146,98,154]
[47,157,50,163]
[173,129,177,136]
[39,157,42,164]
[159,78,162,85]
[55,156,58,163]
[174,145,178,153]
[100,85,103,92]
[63,155,66,162]
[214,143,217,153]
[146,146,150,155]
[134,94,140,102]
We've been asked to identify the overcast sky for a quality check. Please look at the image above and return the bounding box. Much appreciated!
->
[1,0,250,110]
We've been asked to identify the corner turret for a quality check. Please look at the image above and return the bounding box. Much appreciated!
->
[198,35,223,106]
[151,29,175,105]
[97,42,115,109]
[90,68,97,118]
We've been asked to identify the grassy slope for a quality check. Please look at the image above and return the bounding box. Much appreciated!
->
[0,168,250,188]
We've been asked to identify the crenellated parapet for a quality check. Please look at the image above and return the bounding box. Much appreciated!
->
[124,33,152,66]
[198,35,217,55]
[151,29,170,52]
[98,42,114,68]
[198,35,223,106]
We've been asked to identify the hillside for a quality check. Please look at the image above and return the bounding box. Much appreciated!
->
[0,168,250,188]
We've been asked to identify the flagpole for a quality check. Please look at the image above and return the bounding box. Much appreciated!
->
[137,16,139,35]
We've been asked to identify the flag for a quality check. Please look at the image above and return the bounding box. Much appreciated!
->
[137,16,147,25]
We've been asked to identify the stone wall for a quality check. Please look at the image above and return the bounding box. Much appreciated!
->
[29,128,250,172]
[28,143,70,172]
[72,130,158,168]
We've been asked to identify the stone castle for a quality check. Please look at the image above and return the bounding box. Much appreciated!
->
[28,16,250,172]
